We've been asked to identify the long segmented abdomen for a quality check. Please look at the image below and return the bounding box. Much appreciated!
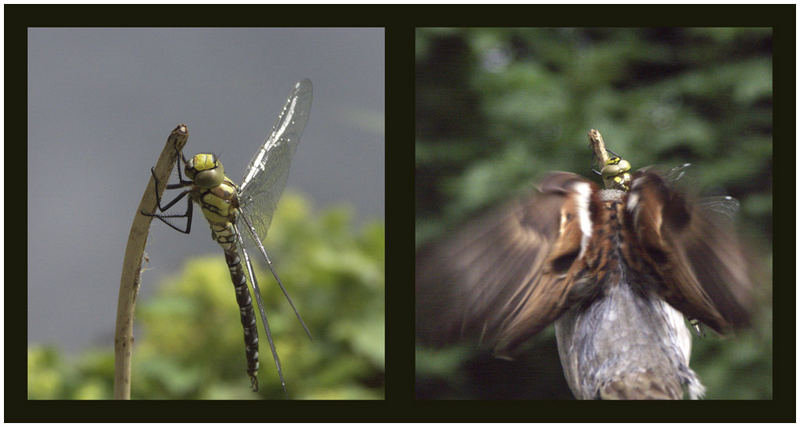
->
[223,245,260,391]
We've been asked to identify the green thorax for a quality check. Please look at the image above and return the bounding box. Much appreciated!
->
[185,153,240,225]
[600,155,632,191]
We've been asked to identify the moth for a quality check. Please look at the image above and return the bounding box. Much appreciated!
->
[416,130,755,399]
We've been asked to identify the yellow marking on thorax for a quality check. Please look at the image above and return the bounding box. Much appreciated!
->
[195,178,239,226]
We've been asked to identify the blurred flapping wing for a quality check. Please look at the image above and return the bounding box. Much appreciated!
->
[623,170,754,333]
[416,172,598,357]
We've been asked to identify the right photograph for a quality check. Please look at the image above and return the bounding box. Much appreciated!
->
[415,28,772,400]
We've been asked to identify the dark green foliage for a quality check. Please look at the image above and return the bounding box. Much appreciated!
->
[29,193,385,399]
[416,28,772,399]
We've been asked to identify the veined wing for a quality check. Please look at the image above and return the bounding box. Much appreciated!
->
[239,79,313,243]
[698,195,740,219]
[238,206,312,341]
[232,221,287,395]
[663,163,742,219]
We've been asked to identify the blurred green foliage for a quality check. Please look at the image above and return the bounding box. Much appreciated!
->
[29,193,385,399]
[416,28,772,399]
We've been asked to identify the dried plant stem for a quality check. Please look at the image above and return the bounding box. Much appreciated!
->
[588,129,610,168]
[114,124,188,399]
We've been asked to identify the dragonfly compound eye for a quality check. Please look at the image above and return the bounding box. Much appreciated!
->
[192,153,218,171]
[187,154,225,188]
[193,164,225,188]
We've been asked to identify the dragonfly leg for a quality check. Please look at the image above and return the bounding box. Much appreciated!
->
[689,318,705,338]
[142,195,194,234]
[147,165,192,212]
[144,144,193,212]
[142,148,195,233]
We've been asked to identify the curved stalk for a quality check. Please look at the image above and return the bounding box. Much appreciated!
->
[114,124,188,399]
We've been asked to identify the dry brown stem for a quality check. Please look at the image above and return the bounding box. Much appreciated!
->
[114,124,188,399]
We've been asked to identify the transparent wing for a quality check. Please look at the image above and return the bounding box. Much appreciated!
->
[665,162,693,183]
[664,163,740,219]
[239,206,312,340]
[699,195,740,219]
[232,222,288,396]
[238,79,312,243]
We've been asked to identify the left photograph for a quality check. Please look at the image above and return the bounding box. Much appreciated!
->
[27,28,385,399]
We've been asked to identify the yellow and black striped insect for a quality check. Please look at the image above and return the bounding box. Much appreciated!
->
[144,80,313,396]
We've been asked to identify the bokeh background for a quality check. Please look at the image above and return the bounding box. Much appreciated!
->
[415,28,772,399]
[27,28,384,399]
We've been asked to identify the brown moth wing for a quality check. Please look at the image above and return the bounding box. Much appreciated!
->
[624,170,753,333]
[416,172,597,357]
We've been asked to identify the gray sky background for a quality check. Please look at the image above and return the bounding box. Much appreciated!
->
[27,28,384,353]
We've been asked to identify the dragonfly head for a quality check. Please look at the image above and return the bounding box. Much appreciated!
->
[185,153,225,188]
[601,155,632,191]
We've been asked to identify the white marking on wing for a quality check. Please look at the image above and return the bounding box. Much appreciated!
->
[573,182,593,258]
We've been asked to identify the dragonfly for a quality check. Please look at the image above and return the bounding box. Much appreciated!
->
[143,79,313,395]
[416,130,755,399]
